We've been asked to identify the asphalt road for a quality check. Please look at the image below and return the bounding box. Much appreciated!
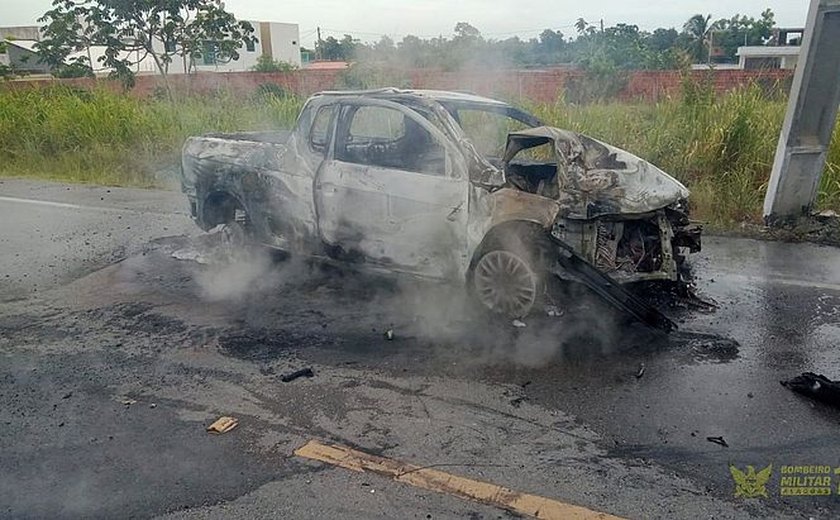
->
[1,178,839,519]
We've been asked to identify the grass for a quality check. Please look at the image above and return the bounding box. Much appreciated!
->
[1,82,838,227]
[0,85,303,187]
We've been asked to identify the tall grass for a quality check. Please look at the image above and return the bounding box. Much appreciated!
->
[0,86,303,186]
[0,82,838,226]
[531,85,794,225]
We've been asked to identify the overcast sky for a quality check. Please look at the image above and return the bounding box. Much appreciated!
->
[0,0,809,47]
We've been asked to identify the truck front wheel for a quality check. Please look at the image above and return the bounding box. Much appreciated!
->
[471,248,542,318]
[468,224,557,319]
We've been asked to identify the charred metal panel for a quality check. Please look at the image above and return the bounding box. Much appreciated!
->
[505,127,689,219]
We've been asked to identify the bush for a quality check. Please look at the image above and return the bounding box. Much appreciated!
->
[0,85,303,186]
[251,55,298,72]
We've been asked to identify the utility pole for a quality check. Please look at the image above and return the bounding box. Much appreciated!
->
[316,26,322,60]
[763,0,840,220]
[599,19,604,32]
[708,31,713,65]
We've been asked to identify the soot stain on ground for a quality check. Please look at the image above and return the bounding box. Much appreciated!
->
[216,327,337,362]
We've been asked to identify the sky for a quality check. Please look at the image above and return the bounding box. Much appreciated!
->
[0,0,809,47]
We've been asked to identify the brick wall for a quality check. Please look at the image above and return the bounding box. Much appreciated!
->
[5,67,794,102]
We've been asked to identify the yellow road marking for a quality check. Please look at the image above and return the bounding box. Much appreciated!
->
[295,440,626,520]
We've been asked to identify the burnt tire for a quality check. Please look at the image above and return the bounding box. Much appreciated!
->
[468,229,553,318]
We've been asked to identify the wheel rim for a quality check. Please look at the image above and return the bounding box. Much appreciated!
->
[473,250,538,317]
[214,222,247,261]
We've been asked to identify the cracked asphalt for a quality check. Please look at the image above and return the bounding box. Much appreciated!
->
[1,178,839,519]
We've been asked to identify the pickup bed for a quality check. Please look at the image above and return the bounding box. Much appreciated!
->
[181,88,701,328]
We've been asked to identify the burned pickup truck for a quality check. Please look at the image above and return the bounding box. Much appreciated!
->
[181,88,701,329]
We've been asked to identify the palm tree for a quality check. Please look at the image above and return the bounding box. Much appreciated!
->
[683,14,712,63]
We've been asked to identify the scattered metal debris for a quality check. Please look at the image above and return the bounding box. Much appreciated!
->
[207,416,239,434]
[781,372,840,407]
[706,436,729,448]
[545,305,563,317]
[510,396,527,407]
[281,367,314,382]
[171,247,209,265]
[635,363,646,379]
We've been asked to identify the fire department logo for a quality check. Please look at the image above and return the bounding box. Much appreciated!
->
[730,464,773,498]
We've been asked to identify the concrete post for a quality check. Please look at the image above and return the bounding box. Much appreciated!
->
[763,0,840,220]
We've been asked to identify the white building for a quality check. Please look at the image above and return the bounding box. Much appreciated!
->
[736,46,800,70]
[160,21,301,74]
[0,20,300,75]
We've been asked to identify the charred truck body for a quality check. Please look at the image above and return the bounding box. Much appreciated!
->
[181,89,701,329]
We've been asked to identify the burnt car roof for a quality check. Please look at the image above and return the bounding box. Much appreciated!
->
[313,88,511,107]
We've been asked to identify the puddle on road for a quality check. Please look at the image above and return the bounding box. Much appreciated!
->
[670,331,740,364]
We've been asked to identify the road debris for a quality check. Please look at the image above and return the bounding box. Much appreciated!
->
[510,396,527,408]
[511,319,527,328]
[545,305,563,317]
[635,363,646,379]
[120,398,137,406]
[781,372,840,407]
[384,329,395,340]
[171,247,209,265]
[207,416,239,434]
[62,391,73,399]
[706,436,729,448]
[281,367,314,382]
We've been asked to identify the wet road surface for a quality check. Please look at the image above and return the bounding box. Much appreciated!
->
[1,179,839,519]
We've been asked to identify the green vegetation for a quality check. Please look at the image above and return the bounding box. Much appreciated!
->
[0,82,838,227]
[324,10,776,72]
[531,83,840,225]
[0,86,302,187]
[251,55,299,72]
[36,0,255,91]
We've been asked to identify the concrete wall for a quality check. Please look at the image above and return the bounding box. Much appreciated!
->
[6,45,50,74]
[0,26,41,41]
[260,22,301,67]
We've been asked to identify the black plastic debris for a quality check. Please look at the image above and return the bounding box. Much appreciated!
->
[706,436,729,448]
[781,372,840,407]
[281,367,314,382]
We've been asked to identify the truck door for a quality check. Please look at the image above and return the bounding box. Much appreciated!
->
[314,100,469,279]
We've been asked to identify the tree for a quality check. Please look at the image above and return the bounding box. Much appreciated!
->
[454,22,481,42]
[683,14,712,62]
[316,34,357,61]
[710,9,776,62]
[36,0,255,94]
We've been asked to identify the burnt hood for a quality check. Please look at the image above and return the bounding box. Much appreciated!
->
[504,126,690,219]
